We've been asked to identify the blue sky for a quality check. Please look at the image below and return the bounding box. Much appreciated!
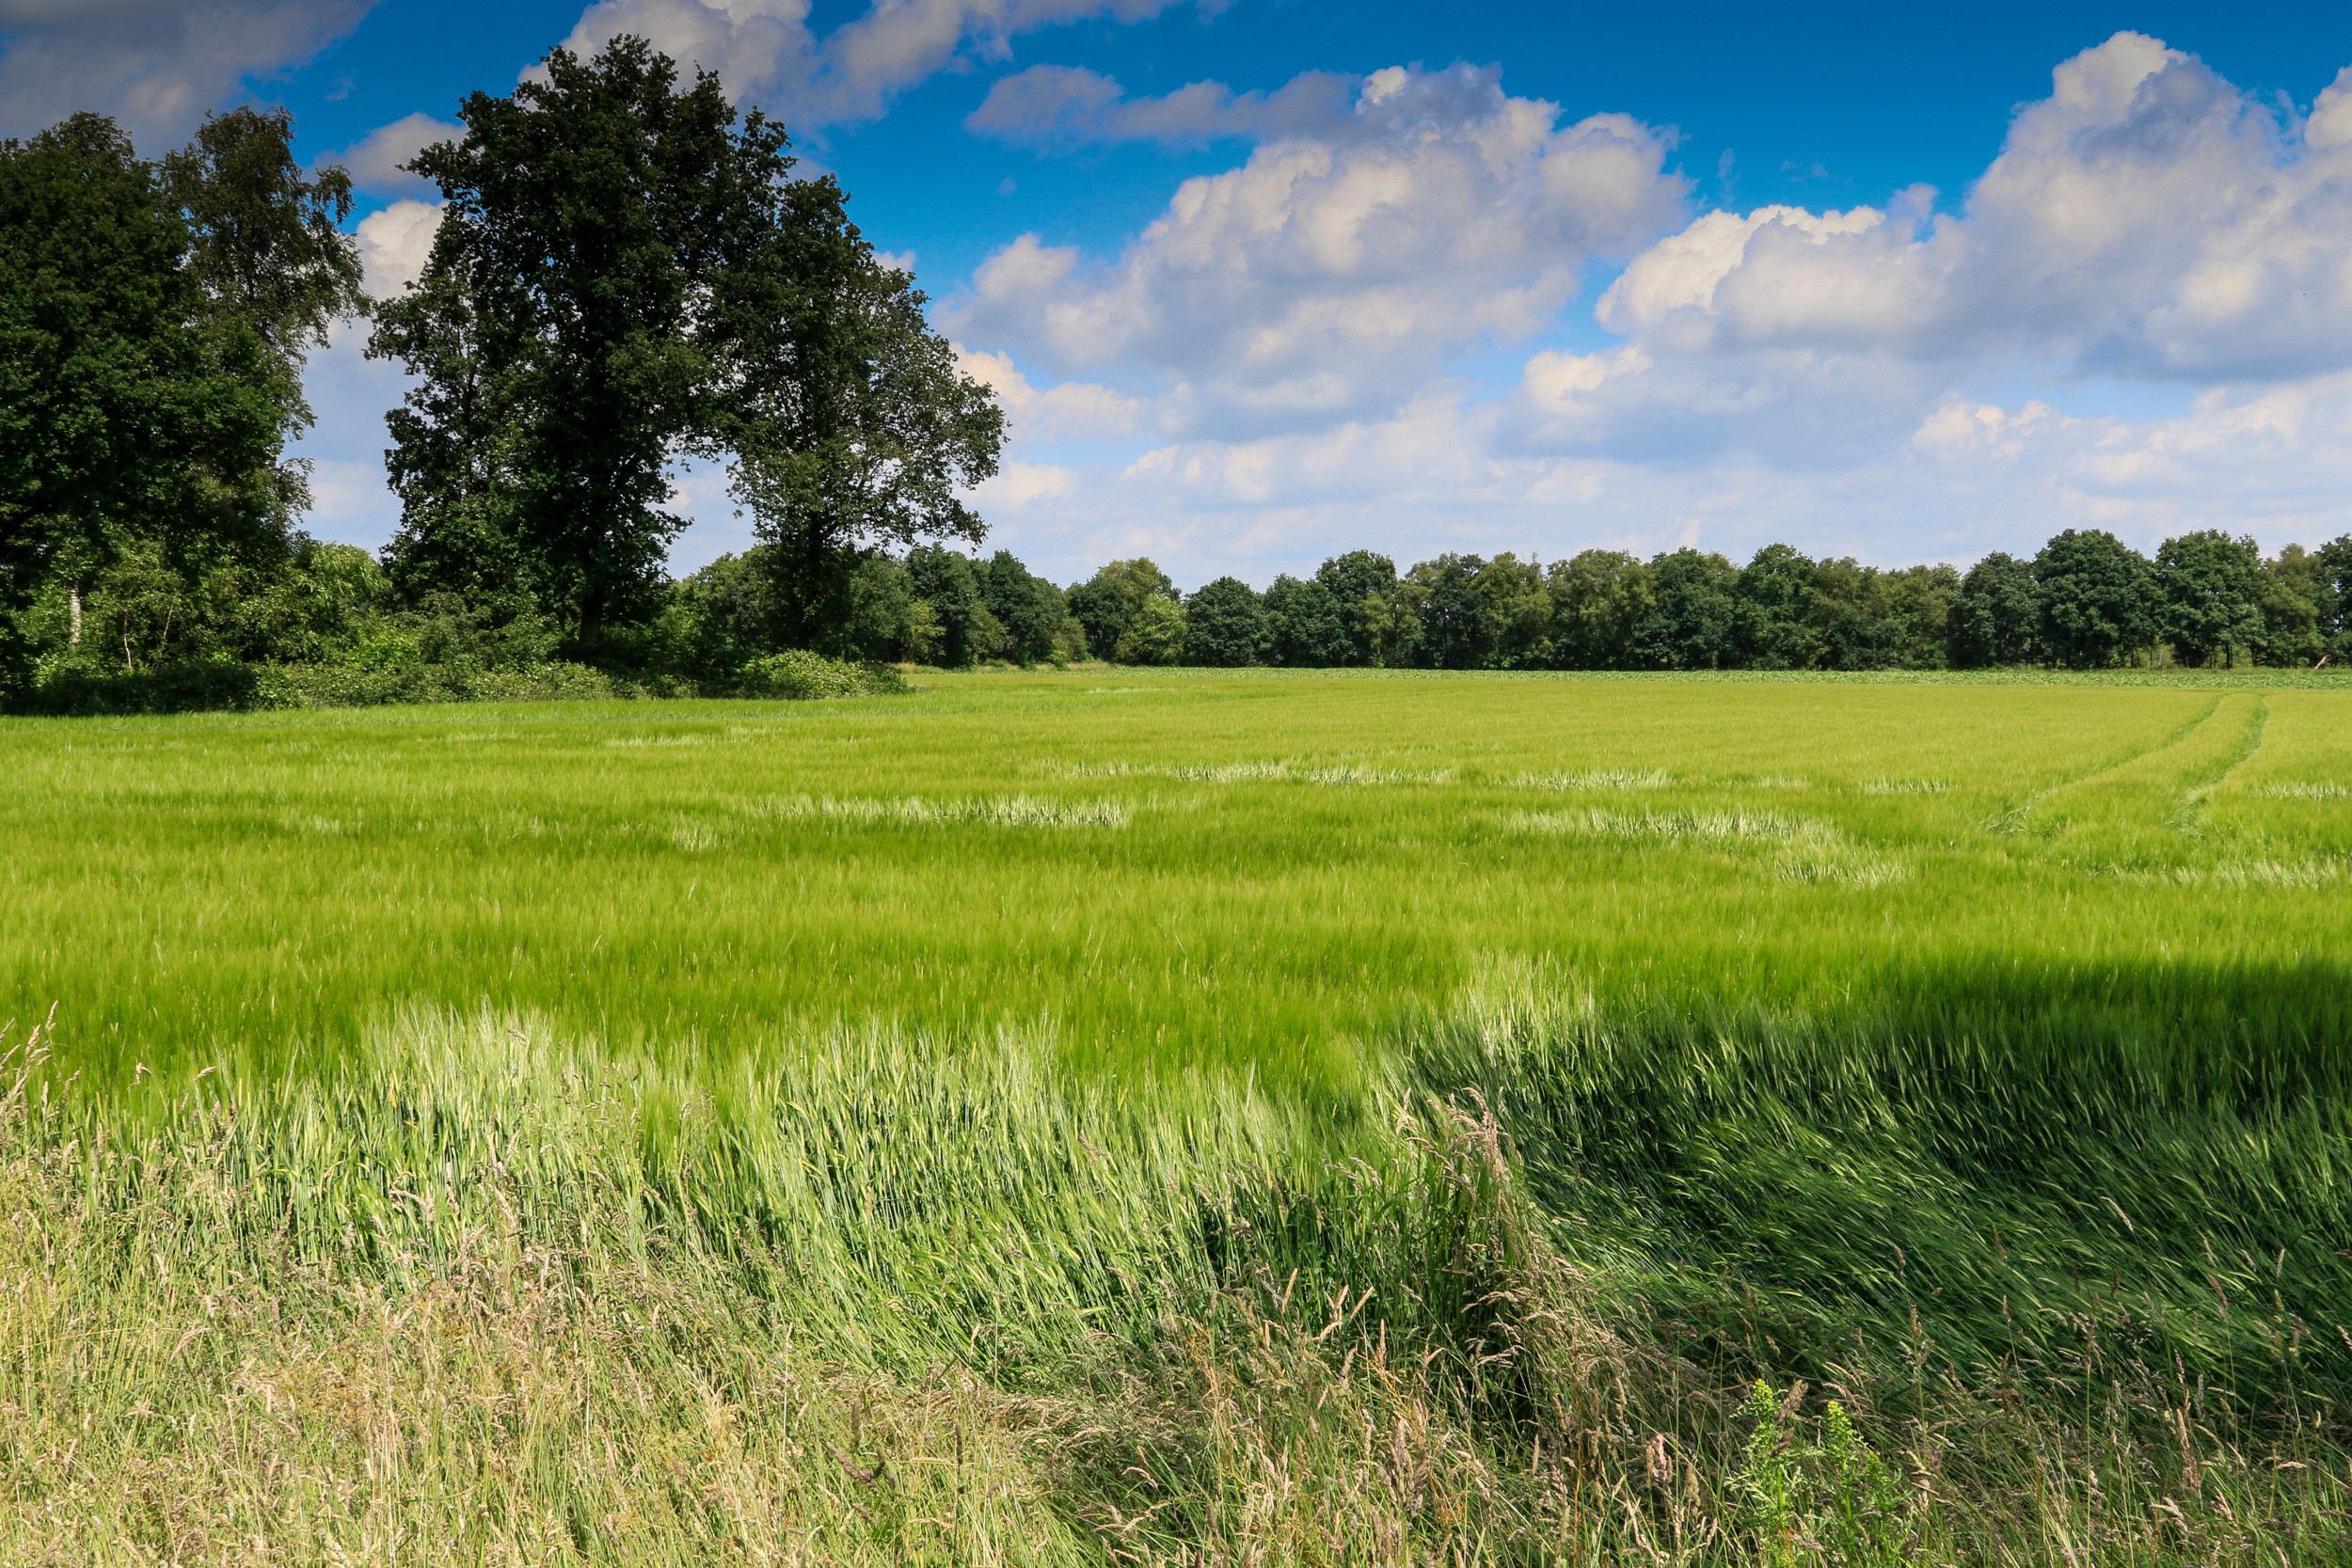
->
[8,0,2352,585]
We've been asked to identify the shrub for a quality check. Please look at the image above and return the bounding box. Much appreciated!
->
[734,650,909,699]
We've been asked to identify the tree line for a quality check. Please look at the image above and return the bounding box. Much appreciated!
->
[5,36,2345,709]
[1043,527,2352,673]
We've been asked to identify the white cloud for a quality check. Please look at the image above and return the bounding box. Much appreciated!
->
[553,0,1207,129]
[966,375,2352,592]
[943,65,1688,436]
[355,199,442,299]
[953,29,2352,584]
[0,0,375,143]
[320,112,462,198]
[1593,34,2352,382]
[964,63,1355,150]
[955,346,1147,442]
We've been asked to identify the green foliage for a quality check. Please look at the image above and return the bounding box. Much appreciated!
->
[1313,548,1402,665]
[0,112,290,654]
[373,38,807,652]
[905,542,993,666]
[1633,547,1740,669]
[733,648,907,699]
[1114,594,1188,665]
[1950,550,2040,667]
[1733,1384,1915,1568]
[1182,575,1264,667]
[1477,551,1554,669]
[2034,528,2156,668]
[1067,557,1177,658]
[162,105,364,449]
[1262,573,1352,667]
[2257,544,2329,667]
[1404,553,1498,669]
[2154,528,2265,667]
[977,549,1066,665]
[1549,549,1654,669]
[723,194,1001,650]
[1733,543,1826,670]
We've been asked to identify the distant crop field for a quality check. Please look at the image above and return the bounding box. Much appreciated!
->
[7,669,2352,1562]
[5,669,2346,1086]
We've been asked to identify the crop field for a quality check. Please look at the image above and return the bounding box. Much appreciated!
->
[4,669,2352,1563]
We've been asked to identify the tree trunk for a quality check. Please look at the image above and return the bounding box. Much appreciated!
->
[69,587,81,647]
[580,587,603,653]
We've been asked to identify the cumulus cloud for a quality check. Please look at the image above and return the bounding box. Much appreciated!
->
[0,0,375,143]
[1592,34,2352,383]
[318,112,462,199]
[964,64,1355,150]
[955,346,1149,442]
[355,199,442,299]
[554,0,1211,129]
[946,35,2352,583]
[943,65,1688,436]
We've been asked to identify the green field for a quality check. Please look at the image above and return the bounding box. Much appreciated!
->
[5,670,2351,1562]
[11,670,2350,1084]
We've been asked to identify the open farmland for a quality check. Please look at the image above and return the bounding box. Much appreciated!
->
[5,670,2352,1563]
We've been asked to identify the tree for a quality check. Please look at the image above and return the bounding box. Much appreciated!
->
[1263,575,1352,667]
[723,180,1001,650]
[1315,550,1398,666]
[1115,595,1187,665]
[0,113,299,687]
[1478,552,1553,668]
[977,548,1064,665]
[1405,554,1497,669]
[2153,530,2265,667]
[2253,546,2325,667]
[1866,563,1959,670]
[2316,535,2352,661]
[1730,544,1822,670]
[2033,529,2154,669]
[1068,558,1175,657]
[1548,550,1653,670]
[1950,552,2040,667]
[1630,548,1739,670]
[373,37,765,651]
[906,545,997,665]
[665,548,785,680]
[164,105,364,505]
[1184,576,1264,667]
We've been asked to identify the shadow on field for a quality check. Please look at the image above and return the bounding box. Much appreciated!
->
[1410,956,2352,1415]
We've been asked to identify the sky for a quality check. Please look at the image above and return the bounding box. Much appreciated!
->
[8,0,2352,587]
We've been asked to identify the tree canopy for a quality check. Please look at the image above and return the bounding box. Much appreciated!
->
[0,108,357,686]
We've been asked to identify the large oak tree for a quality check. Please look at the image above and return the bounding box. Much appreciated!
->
[374,35,999,654]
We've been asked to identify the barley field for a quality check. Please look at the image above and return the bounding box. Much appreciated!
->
[4,670,2350,1563]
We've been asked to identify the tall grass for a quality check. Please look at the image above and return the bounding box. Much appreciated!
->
[6,672,2351,1560]
[7,960,2349,1562]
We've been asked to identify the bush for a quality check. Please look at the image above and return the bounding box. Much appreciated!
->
[6,657,629,715]
[733,650,909,700]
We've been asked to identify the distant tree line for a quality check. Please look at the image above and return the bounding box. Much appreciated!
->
[5,38,2346,709]
[1056,528,2352,673]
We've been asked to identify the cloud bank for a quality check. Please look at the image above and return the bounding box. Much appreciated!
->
[946,35,2352,585]
[552,0,1226,129]
[946,64,1687,438]
[0,0,376,142]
